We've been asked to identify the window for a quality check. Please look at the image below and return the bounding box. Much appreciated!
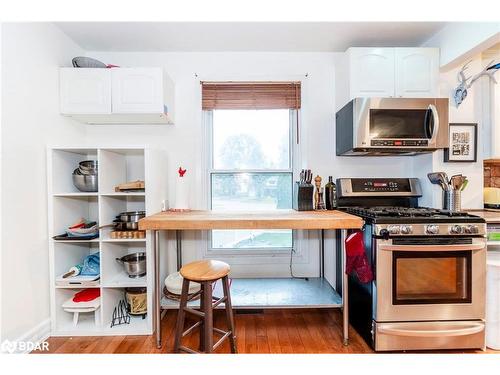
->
[207,109,295,250]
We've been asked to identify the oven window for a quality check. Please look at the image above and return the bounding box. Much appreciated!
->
[370,109,428,139]
[392,251,472,305]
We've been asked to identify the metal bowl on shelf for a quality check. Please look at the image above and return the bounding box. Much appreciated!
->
[116,252,146,278]
[72,173,98,192]
[78,160,98,175]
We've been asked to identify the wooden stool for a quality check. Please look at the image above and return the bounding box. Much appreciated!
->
[173,260,237,354]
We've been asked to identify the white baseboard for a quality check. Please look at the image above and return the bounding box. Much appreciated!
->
[1,318,51,354]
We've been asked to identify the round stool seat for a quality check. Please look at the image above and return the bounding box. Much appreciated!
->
[180,260,230,282]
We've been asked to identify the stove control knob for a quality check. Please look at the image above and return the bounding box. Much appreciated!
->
[464,225,479,234]
[425,224,439,235]
[387,225,401,235]
[450,225,463,234]
[400,225,413,235]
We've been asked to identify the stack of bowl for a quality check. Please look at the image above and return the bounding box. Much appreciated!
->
[73,160,98,192]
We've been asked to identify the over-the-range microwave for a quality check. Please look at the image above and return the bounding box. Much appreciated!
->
[335,97,449,156]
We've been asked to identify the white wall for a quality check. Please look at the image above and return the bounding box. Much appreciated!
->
[422,22,500,70]
[1,23,86,343]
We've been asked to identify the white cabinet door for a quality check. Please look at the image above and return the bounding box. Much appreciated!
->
[60,68,111,114]
[111,68,164,113]
[349,48,395,98]
[395,48,439,97]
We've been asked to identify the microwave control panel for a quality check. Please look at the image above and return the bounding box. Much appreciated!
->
[371,140,429,147]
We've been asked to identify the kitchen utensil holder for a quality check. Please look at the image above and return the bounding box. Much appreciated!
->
[443,190,461,212]
[293,182,314,211]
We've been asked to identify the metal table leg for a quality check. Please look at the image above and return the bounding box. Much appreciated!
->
[341,229,349,346]
[154,230,161,349]
[319,229,325,278]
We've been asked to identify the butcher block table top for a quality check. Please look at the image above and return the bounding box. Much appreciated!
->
[139,209,363,231]
[467,209,500,224]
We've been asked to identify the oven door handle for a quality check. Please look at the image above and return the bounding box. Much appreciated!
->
[377,322,484,338]
[378,243,485,252]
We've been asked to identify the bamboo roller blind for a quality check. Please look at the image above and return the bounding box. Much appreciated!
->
[201,81,301,110]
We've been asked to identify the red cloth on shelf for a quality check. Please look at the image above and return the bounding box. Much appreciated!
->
[345,230,373,283]
[73,288,100,303]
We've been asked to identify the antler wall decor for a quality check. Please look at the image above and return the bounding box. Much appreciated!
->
[453,60,500,107]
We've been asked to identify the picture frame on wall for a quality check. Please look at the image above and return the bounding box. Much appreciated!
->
[444,123,477,163]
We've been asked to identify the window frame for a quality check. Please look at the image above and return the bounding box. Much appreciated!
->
[204,109,298,256]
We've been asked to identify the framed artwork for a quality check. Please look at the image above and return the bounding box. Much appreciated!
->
[444,123,477,163]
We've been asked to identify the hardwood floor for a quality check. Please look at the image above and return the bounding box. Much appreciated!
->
[34,308,495,354]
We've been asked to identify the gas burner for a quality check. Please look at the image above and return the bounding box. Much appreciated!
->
[343,206,477,222]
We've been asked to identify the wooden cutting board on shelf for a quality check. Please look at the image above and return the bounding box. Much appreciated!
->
[114,180,145,192]
[110,230,146,239]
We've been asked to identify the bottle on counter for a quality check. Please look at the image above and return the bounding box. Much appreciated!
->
[325,176,337,210]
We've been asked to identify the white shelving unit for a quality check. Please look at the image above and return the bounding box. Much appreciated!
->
[47,146,167,336]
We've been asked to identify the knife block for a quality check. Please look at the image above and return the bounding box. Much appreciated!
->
[293,182,314,211]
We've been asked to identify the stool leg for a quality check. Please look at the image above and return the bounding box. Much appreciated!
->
[202,281,213,353]
[199,282,205,352]
[173,278,190,353]
[222,276,237,353]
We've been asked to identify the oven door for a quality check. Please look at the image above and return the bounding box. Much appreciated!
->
[375,237,486,322]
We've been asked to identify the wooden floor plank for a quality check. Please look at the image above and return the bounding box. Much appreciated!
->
[34,308,496,354]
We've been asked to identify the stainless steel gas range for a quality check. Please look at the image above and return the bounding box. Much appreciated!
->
[337,177,487,351]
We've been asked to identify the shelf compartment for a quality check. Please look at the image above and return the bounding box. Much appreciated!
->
[161,277,342,309]
[101,242,147,287]
[52,196,99,238]
[53,288,102,335]
[53,242,100,283]
[101,287,151,335]
[99,194,145,241]
[51,148,98,194]
[98,149,145,194]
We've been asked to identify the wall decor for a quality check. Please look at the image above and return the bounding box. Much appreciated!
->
[453,60,499,107]
[444,123,477,163]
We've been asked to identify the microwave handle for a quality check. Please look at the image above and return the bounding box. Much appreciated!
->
[425,104,439,141]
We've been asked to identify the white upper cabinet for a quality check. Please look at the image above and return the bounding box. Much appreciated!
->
[111,68,164,113]
[60,67,174,124]
[349,48,395,98]
[395,48,439,97]
[60,68,111,114]
[346,47,439,99]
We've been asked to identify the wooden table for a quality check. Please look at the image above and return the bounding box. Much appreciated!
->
[466,209,500,224]
[139,209,363,349]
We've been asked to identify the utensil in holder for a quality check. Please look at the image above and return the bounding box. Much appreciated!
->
[443,190,461,212]
[293,182,314,211]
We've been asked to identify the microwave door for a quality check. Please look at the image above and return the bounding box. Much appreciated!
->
[369,109,429,139]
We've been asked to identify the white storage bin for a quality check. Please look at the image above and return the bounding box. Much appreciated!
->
[486,251,500,350]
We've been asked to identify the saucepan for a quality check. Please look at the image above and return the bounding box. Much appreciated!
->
[116,252,146,278]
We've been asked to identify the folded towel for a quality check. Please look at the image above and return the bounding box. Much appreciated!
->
[345,230,373,283]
